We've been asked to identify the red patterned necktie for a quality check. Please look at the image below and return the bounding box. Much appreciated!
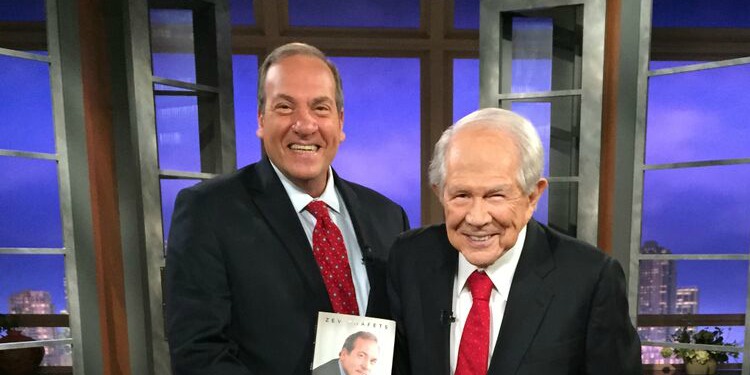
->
[455,270,494,375]
[306,200,360,316]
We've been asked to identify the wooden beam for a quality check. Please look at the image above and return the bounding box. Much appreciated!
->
[597,0,621,253]
[77,0,131,374]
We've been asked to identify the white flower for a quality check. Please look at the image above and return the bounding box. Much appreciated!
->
[693,350,710,365]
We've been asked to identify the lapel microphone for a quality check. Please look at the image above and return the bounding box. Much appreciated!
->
[361,245,373,265]
[440,310,456,325]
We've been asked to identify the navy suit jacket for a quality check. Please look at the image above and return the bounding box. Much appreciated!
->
[387,220,642,375]
[166,158,409,374]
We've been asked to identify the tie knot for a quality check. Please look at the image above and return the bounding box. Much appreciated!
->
[467,271,493,301]
[306,200,330,221]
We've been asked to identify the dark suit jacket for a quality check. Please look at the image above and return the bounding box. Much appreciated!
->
[166,158,409,375]
[387,220,641,375]
[312,358,341,375]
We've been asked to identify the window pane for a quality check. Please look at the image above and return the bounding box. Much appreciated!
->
[652,0,750,27]
[0,55,55,154]
[454,0,479,30]
[0,255,67,314]
[538,181,577,237]
[229,0,255,25]
[154,94,200,172]
[289,0,419,28]
[0,1,45,21]
[641,164,750,254]
[0,157,61,248]
[645,63,750,165]
[2,275,72,366]
[510,18,553,93]
[638,258,748,363]
[161,178,200,254]
[330,57,421,226]
[650,1,750,67]
[150,9,196,83]
[509,97,580,178]
[453,58,479,123]
[638,259,748,315]
[0,1,46,52]
[502,7,582,94]
[233,54,260,168]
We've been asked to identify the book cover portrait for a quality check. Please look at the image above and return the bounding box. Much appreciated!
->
[312,312,396,375]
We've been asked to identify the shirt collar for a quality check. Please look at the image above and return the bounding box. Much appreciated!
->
[269,160,341,214]
[456,225,528,301]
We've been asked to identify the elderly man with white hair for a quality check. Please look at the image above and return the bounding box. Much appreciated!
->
[387,108,641,375]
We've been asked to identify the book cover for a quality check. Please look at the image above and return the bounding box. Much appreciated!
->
[312,312,396,375]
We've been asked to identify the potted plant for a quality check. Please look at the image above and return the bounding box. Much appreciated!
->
[0,314,45,375]
[660,326,739,375]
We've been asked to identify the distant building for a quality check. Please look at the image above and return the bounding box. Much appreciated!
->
[637,241,691,365]
[675,287,699,315]
[8,290,70,366]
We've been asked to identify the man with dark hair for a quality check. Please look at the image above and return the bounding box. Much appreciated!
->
[314,331,380,375]
[388,108,641,374]
[166,42,409,375]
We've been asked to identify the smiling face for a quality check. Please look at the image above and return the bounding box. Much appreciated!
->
[339,338,379,375]
[257,54,344,197]
[439,125,547,267]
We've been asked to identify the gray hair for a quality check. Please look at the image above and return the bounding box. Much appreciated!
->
[342,331,378,352]
[428,108,545,194]
[257,42,344,113]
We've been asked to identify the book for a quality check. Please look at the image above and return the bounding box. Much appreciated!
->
[312,312,396,375]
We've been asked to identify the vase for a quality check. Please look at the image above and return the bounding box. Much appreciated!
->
[0,329,45,375]
[684,359,717,375]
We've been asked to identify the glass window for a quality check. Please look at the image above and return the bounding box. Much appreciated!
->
[453,58,479,123]
[0,157,62,248]
[510,18,553,93]
[652,0,750,27]
[150,9,196,83]
[0,254,70,365]
[454,0,479,30]
[154,95,200,172]
[638,258,748,364]
[650,1,750,68]
[645,63,750,165]
[0,55,55,154]
[542,182,577,237]
[509,97,580,178]
[161,178,200,253]
[233,54,260,168]
[0,1,46,52]
[0,255,67,314]
[641,164,750,255]
[288,0,419,28]
[329,57,421,226]
[229,0,255,25]
[0,1,45,21]
[501,7,582,94]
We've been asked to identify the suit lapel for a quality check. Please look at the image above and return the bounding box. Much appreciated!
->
[242,159,330,309]
[333,172,374,258]
[488,220,555,375]
[420,230,457,375]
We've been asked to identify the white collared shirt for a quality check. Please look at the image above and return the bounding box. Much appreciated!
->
[449,225,527,373]
[270,162,370,315]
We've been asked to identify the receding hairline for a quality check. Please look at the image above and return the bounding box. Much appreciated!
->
[258,43,344,113]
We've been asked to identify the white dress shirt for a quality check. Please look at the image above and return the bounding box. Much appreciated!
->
[449,225,527,373]
[271,162,370,315]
